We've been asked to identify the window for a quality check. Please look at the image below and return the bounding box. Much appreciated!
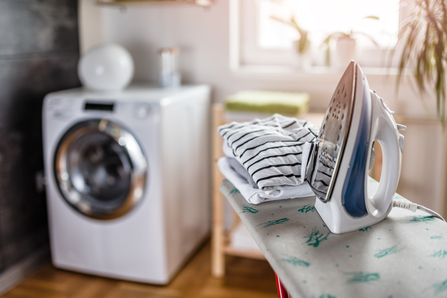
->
[231,0,402,71]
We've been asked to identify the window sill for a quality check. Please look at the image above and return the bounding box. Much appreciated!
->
[231,64,402,82]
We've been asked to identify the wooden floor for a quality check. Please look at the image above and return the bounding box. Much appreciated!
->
[1,241,278,298]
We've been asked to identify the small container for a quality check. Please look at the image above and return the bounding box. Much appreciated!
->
[159,47,181,88]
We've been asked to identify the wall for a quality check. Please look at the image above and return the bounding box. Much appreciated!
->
[97,1,428,111]
[79,0,103,54]
[90,1,445,213]
[0,0,80,275]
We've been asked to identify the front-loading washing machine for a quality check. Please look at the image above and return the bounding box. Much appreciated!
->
[42,84,211,284]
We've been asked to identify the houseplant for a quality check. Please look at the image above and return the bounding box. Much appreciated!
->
[394,0,447,126]
[321,16,379,67]
[394,0,447,219]
[271,16,311,55]
[271,16,312,68]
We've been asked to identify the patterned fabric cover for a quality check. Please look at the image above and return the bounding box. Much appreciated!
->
[220,178,447,298]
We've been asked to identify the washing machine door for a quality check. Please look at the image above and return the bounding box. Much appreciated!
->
[54,119,147,220]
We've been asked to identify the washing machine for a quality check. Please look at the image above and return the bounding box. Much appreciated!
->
[42,84,211,284]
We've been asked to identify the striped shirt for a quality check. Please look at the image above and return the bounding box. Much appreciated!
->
[218,114,319,190]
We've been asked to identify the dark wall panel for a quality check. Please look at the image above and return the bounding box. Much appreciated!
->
[0,0,80,273]
[0,1,79,56]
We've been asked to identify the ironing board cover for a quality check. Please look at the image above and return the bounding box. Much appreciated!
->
[221,178,447,298]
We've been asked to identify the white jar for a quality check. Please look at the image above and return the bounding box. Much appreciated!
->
[159,47,181,88]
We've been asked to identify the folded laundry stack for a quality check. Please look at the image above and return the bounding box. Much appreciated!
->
[218,114,319,204]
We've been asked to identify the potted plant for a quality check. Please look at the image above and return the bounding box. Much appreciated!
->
[271,16,312,69]
[394,0,447,125]
[321,16,379,68]
[393,0,447,218]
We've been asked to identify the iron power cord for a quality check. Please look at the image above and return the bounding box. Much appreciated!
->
[392,200,446,222]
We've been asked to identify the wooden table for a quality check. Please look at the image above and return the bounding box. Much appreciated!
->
[220,178,447,298]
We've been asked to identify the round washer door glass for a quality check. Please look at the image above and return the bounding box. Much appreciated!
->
[54,119,147,220]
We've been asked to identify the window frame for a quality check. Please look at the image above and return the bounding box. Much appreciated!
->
[229,0,412,78]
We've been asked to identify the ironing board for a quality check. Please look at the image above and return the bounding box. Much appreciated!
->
[220,178,447,298]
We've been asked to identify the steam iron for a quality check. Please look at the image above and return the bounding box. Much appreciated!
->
[306,61,406,234]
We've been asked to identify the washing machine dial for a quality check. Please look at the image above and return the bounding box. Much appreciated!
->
[137,105,151,119]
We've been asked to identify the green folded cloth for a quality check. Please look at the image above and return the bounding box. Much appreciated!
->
[224,90,309,115]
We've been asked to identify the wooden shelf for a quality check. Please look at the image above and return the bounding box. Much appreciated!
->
[96,0,214,7]
[210,104,326,278]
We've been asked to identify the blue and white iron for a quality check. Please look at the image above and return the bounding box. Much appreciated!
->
[306,61,406,234]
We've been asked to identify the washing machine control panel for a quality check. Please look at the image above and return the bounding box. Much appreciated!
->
[46,96,157,126]
[137,105,151,119]
[84,102,115,112]
[46,97,75,118]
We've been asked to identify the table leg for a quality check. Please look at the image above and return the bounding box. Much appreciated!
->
[275,273,290,298]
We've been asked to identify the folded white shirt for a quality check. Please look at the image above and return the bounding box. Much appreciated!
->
[218,157,315,204]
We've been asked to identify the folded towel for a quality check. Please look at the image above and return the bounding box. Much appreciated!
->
[225,90,309,115]
[218,157,314,204]
[218,114,319,190]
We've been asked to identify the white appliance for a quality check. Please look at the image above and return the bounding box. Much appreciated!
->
[42,84,211,284]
